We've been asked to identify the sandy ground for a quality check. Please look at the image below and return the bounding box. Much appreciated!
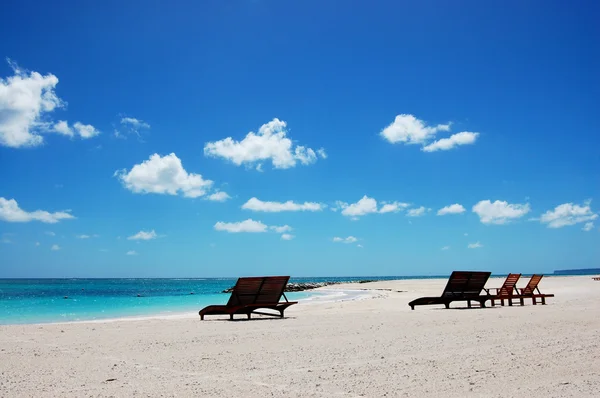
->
[1,276,599,397]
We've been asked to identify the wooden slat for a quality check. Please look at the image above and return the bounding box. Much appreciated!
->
[497,273,521,296]
[521,274,543,295]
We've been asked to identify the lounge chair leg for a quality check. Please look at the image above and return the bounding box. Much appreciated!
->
[532,298,537,305]
[500,299,504,306]
[480,301,486,308]
[491,299,495,307]
[541,297,546,305]
[467,300,472,308]
[279,310,284,318]
[200,315,204,320]
[410,305,415,310]
[230,314,234,320]
[520,298,524,306]
[247,313,251,319]
[444,303,450,309]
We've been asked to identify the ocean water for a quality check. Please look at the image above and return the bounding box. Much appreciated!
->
[0,276,413,325]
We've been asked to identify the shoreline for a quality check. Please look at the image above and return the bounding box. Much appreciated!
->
[0,274,594,327]
[0,287,381,327]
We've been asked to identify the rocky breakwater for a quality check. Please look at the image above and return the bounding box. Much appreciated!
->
[222,280,377,293]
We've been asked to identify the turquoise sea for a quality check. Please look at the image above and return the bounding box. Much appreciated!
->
[0,276,416,325]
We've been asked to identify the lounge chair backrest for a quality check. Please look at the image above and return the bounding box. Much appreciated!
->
[226,276,290,307]
[498,273,521,295]
[255,276,290,304]
[521,274,543,295]
[441,271,491,297]
[226,277,265,307]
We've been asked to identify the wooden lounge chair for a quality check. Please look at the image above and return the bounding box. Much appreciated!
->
[517,274,554,305]
[199,276,298,320]
[486,273,522,307]
[408,271,492,310]
[593,276,600,281]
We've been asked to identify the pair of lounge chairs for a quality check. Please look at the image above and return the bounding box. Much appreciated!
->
[487,273,554,306]
[199,276,298,320]
[408,271,555,310]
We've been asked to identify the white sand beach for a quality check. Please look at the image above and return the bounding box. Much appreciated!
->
[1,276,599,397]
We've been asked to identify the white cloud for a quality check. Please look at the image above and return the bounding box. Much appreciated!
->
[294,146,317,165]
[333,236,358,244]
[214,221,294,238]
[126,250,138,256]
[437,203,466,216]
[468,242,483,249]
[422,132,479,152]
[582,222,595,232]
[207,191,231,202]
[76,234,90,239]
[317,148,327,159]
[35,242,40,246]
[128,230,158,240]
[115,153,214,198]
[45,231,56,236]
[339,196,378,217]
[242,197,324,212]
[380,114,451,145]
[357,244,363,248]
[117,117,150,139]
[50,120,99,139]
[214,219,268,233]
[472,200,530,224]
[270,225,292,233]
[380,114,479,152]
[204,118,324,170]
[52,120,73,136]
[539,201,598,228]
[0,198,75,223]
[121,117,150,129]
[379,201,410,214]
[73,122,100,138]
[336,196,410,218]
[407,206,429,217]
[51,244,60,251]
[441,246,450,250]
[0,59,99,147]
[0,59,63,148]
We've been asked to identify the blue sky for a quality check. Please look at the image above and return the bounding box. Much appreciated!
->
[1,1,598,278]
